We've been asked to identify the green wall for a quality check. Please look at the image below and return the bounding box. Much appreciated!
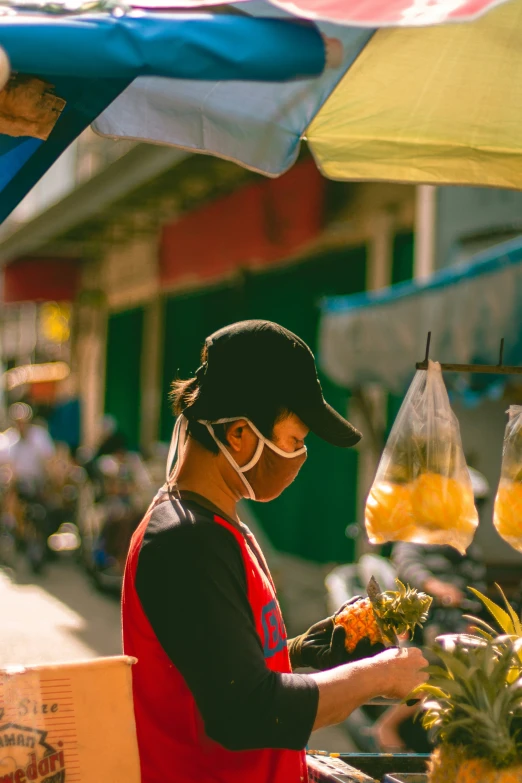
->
[391,232,415,285]
[104,307,144,450]
[160,285,240,442]
[161,245,366,563]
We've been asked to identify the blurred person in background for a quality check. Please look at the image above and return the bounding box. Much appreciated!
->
[4,402,56,571]
[374,466,490,753]
[86,421,152,580]
[6,402,55,494]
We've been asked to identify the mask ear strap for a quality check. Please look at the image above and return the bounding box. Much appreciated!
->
[204,421,256,501]
[166,415,189,489]
[241,437,264,472]
[244,418,307,459]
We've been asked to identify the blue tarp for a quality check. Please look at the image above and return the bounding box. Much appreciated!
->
[1,13,325,80]
[0,11,326,222]
[319,236,522,401]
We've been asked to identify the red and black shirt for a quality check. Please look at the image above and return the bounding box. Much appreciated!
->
[122,488,318,783]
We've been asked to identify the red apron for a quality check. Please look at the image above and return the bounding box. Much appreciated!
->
[122,505,309,783]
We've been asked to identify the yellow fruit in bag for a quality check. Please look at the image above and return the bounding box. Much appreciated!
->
[494,481,522,551]
[411,473,473,531]
[364,362,478,553]
[494,408,522,554]
[365,482,415,543]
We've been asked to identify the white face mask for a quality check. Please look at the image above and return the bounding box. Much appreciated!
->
[165,415,307,501]
[203,417,307,501]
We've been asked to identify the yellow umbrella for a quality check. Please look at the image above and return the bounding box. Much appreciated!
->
[308,0,522,189]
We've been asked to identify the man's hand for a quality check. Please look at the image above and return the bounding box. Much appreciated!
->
[311,644,429,730]
[371,647,429,700]
[288,596,385,671]
[423,577,464,607]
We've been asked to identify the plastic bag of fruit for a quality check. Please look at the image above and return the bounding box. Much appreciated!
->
[365,360,478,554]
[493,405,522,553]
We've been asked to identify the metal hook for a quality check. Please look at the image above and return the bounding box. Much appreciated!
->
[423,332,432,365]
[415,336,522,375]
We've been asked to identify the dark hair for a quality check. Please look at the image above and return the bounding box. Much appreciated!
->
[170,348,290,454]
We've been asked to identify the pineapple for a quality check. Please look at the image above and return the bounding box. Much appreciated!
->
[334,579,432,652]
[414,638,522,783]
[463,585,522,682]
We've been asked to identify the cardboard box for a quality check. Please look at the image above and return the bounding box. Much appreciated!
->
[0,656,140,783]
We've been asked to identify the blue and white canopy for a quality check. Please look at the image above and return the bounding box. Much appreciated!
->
[319,237,522,398]
[0,9,327,222]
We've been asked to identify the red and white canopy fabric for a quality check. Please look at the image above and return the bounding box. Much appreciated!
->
[132,0,510,26]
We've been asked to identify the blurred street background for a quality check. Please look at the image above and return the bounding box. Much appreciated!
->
[1,116,522,757]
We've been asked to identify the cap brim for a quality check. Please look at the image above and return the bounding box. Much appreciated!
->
[296,400,362,448]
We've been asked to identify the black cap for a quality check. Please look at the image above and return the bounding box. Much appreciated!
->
[184,320,361,448]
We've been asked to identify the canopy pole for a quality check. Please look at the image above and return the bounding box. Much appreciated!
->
[414,185,436,280]
[416,332,522,374]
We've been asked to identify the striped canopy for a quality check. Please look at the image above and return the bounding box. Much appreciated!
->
[0,11,327,222]
[0,0,519,222]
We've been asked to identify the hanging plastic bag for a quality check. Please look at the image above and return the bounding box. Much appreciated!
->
[365,361,478,554]
[493,405,522,553]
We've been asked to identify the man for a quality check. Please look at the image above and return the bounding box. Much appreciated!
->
[6,403,55,493]
[122,320,427,783]
[3,403,56,571]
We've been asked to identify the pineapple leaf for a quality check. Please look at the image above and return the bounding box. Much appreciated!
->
[467,626,495,642]
[462,614,498,637]
[430,678,465,698]
[411,683,450,700]
[495,583,522,636]
[468,588,515,635]
[424,665,452,678]
[435,649,471,680]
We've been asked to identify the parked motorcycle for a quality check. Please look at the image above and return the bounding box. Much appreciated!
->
[14,479,52,574]
[78,453,148,592]
[0,465,16,572]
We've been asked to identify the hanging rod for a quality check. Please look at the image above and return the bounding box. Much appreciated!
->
[416,332,522,375]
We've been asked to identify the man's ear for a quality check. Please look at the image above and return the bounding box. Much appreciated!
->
[225,419,250,453]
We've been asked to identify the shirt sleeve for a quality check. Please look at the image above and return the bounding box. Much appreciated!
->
[392,542,433,588]
[34,426,55,459]
[135,517,319,752]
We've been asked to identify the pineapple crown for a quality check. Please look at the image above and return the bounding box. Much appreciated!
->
[414,639,522,769]
[463,584,522,682]
[373,579,432,642]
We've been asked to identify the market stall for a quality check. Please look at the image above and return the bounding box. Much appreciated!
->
[2,3,522,782]
[319,235,522,562]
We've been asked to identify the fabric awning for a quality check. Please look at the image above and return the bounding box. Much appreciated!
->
[0,11,326,223]
[318,236,522,397]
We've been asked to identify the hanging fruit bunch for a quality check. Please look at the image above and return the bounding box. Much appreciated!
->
[494,406,522,553]
[334,579,432,652]
[365,362,478,554]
